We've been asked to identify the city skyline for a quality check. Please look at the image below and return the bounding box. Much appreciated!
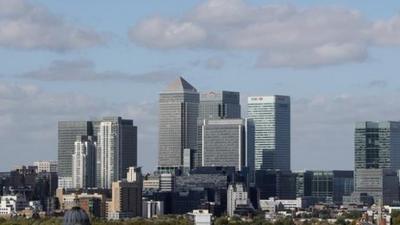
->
[2,0,400,172]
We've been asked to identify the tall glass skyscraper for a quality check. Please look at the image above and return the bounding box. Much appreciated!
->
[58,121,93,188]
[158,77,199,169]
[247,95,291,171]
[350,121,400,205]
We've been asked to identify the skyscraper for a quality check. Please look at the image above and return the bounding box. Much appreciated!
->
[58,121,93,188]
[247,96,291,171]
[350,121,400,205]
[355,121,400,170]
[58,117,137,189]
[198,91,241,120]
[97,117,137,189]
[195,91,241,167]
[158,77,199,170]
[201,119,254,171]
[72,136,97,188]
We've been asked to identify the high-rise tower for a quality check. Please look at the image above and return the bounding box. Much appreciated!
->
[247,95,291,171]
[97,117,137,189]
[158,77,199,170]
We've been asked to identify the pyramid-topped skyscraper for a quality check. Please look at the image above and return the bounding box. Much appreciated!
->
[158,77,199,170]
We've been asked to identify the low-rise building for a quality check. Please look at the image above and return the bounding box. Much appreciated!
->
[142,200,164,218]
[188,209,212,225]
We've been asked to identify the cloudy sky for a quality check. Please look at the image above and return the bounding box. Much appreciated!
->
[1,0,400,172]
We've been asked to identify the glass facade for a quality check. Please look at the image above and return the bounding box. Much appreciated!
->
[247,96,290,171]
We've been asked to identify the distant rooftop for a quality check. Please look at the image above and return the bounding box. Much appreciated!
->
[164,76,197,93]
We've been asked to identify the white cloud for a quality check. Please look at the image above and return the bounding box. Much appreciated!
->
[129,0,400,67]
[20,59,179,83]
[0,0,104,51]
[129,17,206,49]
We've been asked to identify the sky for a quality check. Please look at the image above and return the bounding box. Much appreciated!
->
[1,0,400,172]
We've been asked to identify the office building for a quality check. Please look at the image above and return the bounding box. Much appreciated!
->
[97,117,137,189]
[311,170,353,204]
[159,77,199,170]
[255,170,296,200]
[352,121,400,205]
[108,167,142,220]
[142,200,164,218]
[0,194,28,215]
[33,161,58,173]
[198,91,241,120]
[159,173,175,192]
[352,169,399,205]
[247,96,291,171]
[58,121,93,188]
[227,183,251,217]
[195,91,241,167]
[72,136,97,188]
[294,171,313,198]
[201,119,255,171]
[188,209,212,225]
[355,121,400,170]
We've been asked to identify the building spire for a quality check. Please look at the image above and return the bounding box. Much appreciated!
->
[164,76,197,93]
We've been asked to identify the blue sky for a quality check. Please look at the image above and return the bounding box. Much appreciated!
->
[1,0,400,172]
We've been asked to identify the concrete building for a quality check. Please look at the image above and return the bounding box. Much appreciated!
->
[58,121,93,188]
[0,194,28,216]
[201,119,255,171]
[227,183,250,217]
[195,91,241,167]
[159,173,175,192]
[97,117,137,189]
[158,77,199,170]
[108,167,142,220]
[143,175,160,192]
[353,169,399,205]
[188,209,212,225]
[33,161,58,173]
[72,136,97,188]
[247,96,291,171]
[142,200,164,218]
[259,197,308,212]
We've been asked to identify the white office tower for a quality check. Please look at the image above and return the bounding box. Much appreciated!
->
[142,200,164,218]
[227,183,250,217]
[97,117,137,189]
[98,121,118,189]
[247,96,290,171]
[33,161,58,173]
[72,136,97,188]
